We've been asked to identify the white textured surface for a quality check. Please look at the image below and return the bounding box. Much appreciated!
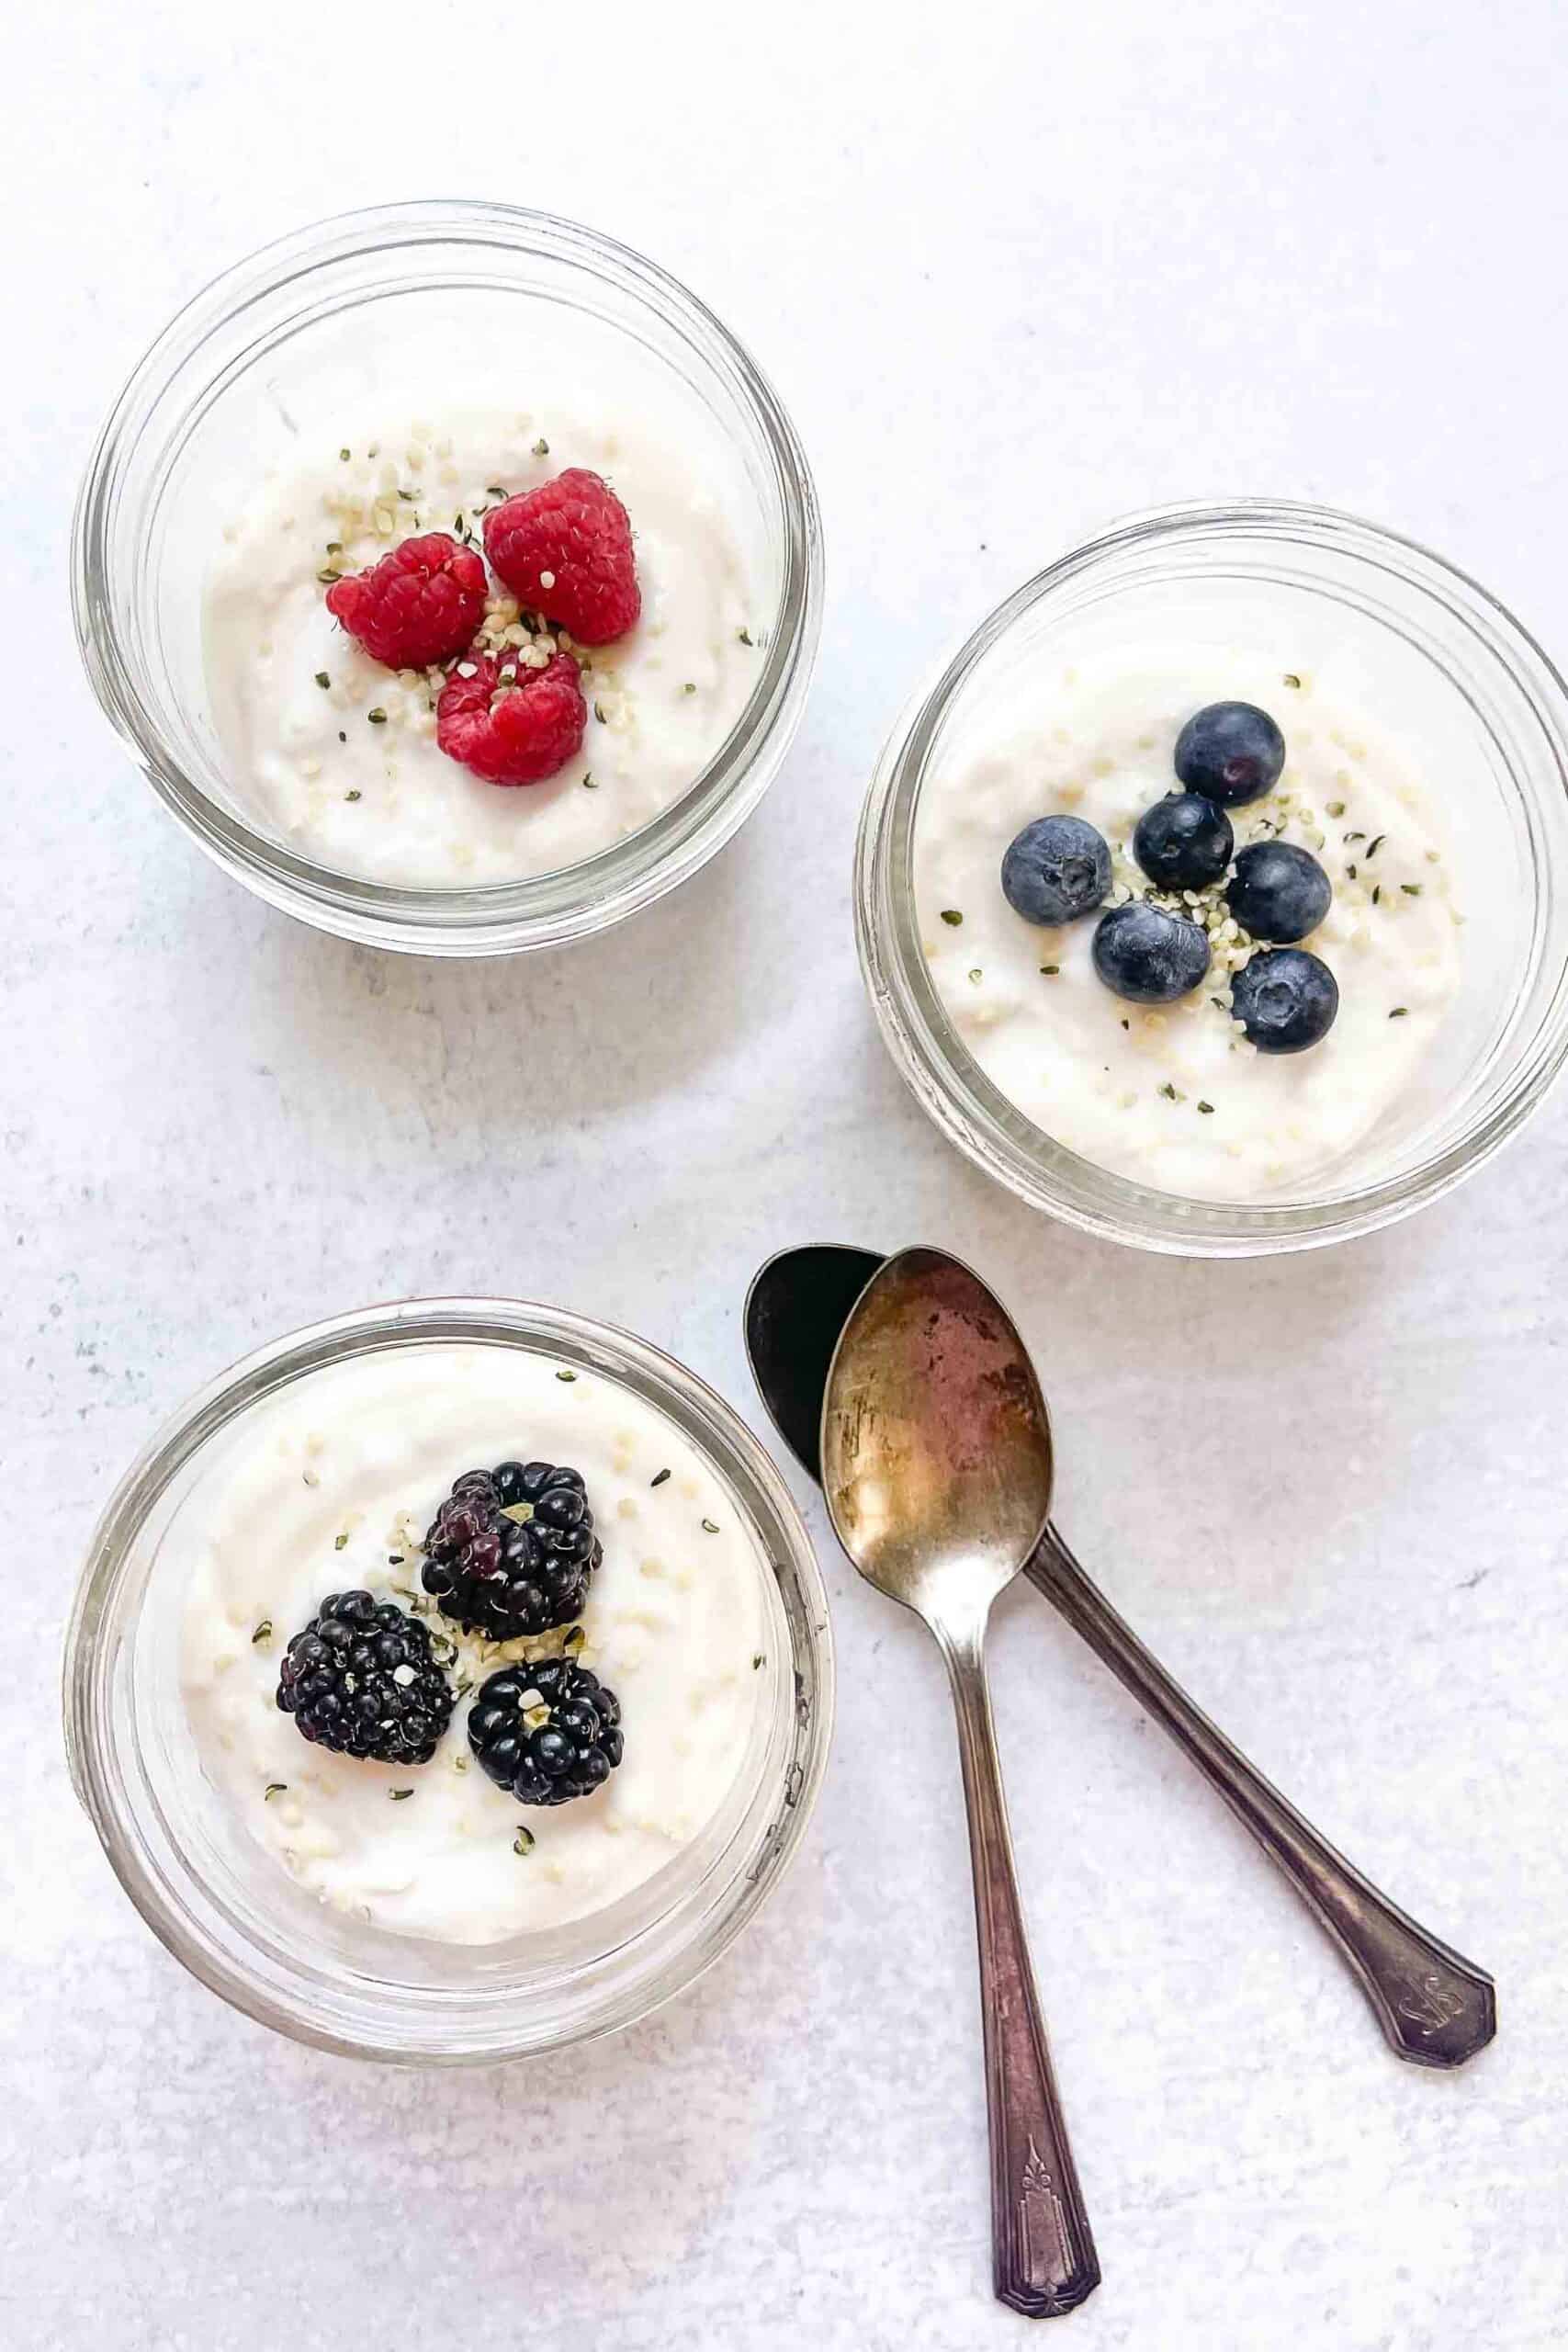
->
[6,5,1568,2346]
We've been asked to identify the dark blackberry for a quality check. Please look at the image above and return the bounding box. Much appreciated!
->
[422,1460,602,1641]
[276,1590,455,1765]
[468,1658,624,1806]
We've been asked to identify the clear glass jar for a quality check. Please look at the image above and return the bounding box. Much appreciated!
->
[62,1299,834,2062]
[73,201,823,956]
[856,500,1568,1256]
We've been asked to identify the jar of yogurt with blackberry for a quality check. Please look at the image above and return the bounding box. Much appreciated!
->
[63,1300,833,2059]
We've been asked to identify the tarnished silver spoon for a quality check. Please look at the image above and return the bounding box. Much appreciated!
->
[750,1240,1496,2072]
[821,1246,1100,2319]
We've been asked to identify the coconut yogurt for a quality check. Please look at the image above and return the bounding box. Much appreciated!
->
[914,650,1464,1200]
[203,408,761,887]
[180,1343,770,1944]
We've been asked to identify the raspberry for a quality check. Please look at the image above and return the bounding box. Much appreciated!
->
[482,469,640,646]
[325,533,488,671]
[435,651,587,787]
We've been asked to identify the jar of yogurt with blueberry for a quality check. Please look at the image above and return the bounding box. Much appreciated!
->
[916,673,1461,1201]
[858,501,1568,1253]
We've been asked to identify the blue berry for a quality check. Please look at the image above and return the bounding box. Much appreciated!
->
[1226,841,1331,943]
[1133,793,1234,890]
[1001,815,1111,926]
[1231,949,1338,1053]
[1092,901,1211,1003]
[1174,702,1285,807]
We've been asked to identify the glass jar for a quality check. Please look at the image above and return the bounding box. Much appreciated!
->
[857,501,1568,1255]
[63,1298,834,2061]
[73,201,823,955]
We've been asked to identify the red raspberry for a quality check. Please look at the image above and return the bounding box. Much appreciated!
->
[482,469,640,646]
[436,651,587,787]
[325,533,488,671]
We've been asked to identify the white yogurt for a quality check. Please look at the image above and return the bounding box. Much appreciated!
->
[914,651,1463,1200]
[203,409,761,887]
[180,1344,769,1944]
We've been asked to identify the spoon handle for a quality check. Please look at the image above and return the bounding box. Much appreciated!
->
[1032,1524,1496,2068]
[938,1619,1100,2318]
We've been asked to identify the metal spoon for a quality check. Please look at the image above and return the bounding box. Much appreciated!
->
[750,1241,1496,2071]
[821,1245,1100,2319]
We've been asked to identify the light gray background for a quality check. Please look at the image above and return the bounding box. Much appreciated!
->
[6,4,1567,2346]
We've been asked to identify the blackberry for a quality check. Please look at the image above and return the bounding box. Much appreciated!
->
[468,1658,625,1806]
[422,1461,602,1641]
[276,1590,455,1765]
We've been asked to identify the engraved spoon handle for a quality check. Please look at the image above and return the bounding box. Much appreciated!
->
[937,1614,1100,2319]
[1032,1523,1496,2067]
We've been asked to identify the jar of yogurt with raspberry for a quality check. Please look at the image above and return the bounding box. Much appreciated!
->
[73,206,824,953]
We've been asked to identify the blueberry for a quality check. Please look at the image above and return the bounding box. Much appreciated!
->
[1091,901,1212,1003]
[1230,949,1338,1053]
[1132,793,1234,890]
[1001,814,1111,925]
[1174,702,1285,807]
[1226,841,1332,943]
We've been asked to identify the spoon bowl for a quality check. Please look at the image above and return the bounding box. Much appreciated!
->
[822,1246,1055,1630]
[744,1243,878,1482]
